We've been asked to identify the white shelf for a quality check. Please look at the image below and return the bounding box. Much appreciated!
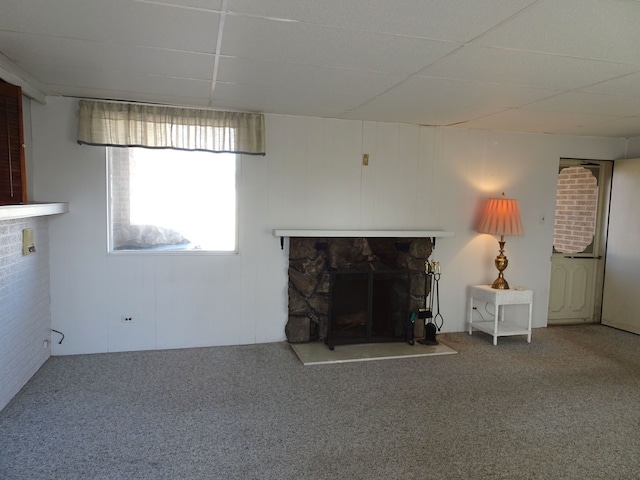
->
[273,229,454,238]
[469,320,530,337]
[0,202,69,220]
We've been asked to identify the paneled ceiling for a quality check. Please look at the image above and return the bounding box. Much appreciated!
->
[3,0,640,137]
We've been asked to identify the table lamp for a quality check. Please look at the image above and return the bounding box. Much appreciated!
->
[477,193,523,289]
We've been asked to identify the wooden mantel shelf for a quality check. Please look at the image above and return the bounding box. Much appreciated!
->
[0,202,69,220]
[273,229,454,238]
[272,229,454,249]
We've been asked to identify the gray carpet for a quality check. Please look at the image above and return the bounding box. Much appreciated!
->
[1,325,639,480]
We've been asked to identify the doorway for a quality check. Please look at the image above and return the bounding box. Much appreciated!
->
[547,159,612,325]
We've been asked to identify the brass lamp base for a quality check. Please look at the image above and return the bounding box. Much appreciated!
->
[491,275,510,290]
[491,238,510,290]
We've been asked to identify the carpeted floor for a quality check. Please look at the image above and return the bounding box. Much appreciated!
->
[1,324,639,479]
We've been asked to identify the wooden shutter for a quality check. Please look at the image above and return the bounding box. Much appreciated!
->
[0,81,27,204]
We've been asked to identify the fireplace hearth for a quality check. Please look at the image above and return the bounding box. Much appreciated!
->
[285,236,433,344]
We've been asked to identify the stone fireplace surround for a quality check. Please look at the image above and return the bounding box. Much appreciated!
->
[282,232,446,344]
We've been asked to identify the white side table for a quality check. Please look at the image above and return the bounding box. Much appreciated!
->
[468,285,533,345]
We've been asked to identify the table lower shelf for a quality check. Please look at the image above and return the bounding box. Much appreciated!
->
[470,320,530,337]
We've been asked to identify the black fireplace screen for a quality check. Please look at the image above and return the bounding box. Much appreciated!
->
[327,270,410,349]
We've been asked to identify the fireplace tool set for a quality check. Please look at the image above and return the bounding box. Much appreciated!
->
[418,260,443,346]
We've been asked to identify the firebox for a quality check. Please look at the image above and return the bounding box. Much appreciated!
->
[327,270,411,349]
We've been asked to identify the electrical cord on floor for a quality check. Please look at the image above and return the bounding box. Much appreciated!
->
[472,302,496,322]
[51,329,65,344]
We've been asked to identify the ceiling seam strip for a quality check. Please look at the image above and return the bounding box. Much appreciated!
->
[209,0,229,106]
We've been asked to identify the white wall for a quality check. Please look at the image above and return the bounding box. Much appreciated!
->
[31,97,286,355]
[30,97,627,355]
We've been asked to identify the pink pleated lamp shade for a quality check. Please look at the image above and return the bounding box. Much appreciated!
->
[477,193,524,236]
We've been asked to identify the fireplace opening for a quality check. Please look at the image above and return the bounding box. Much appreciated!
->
[328,270,410,349]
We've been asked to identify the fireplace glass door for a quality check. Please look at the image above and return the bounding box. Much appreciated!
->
[327,270,410,349]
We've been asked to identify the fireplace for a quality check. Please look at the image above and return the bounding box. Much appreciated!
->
[285,236,433,344]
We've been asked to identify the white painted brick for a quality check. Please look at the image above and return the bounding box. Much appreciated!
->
[0,217,51,411]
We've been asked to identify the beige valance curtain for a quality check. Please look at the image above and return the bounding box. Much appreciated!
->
[77,100,265,155]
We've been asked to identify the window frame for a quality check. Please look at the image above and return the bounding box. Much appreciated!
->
[105,147,240,255]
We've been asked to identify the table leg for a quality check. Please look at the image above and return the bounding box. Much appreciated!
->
[493,304,499,345]
[468,296,474,335]
[527,302,532,343]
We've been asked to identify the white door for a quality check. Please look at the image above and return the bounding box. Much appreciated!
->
[548,159,612,325]
[601,158,640,335]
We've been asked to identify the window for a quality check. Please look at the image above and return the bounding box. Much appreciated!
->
[79,100,264,253]
[553,165,599,255]
[108,147,237,253]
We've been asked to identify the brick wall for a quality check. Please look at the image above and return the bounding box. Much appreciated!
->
[0,217,51,411]
[553,166,598,254]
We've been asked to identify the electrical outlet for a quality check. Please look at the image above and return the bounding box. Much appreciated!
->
[121,316,134,323]
[23,228,36,256]
[43,339,51,348]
